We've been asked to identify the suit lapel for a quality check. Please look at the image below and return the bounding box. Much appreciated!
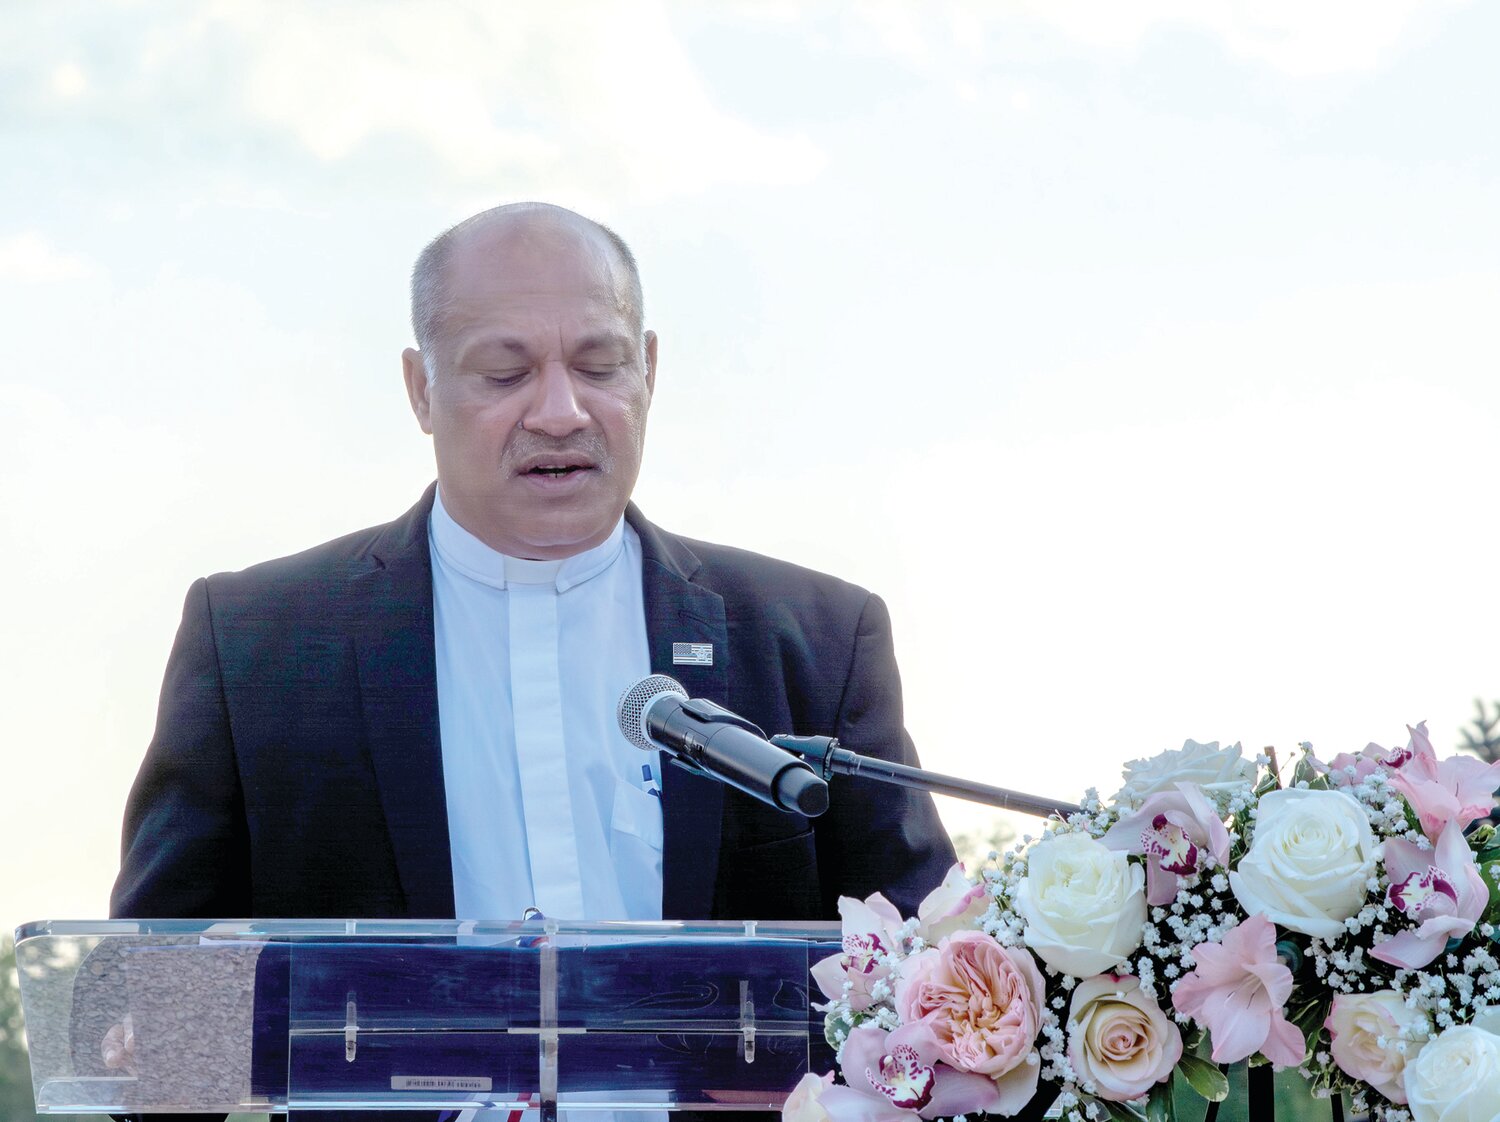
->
[346,493,725,923]
[352,486,455,919]
[628,506,728,921]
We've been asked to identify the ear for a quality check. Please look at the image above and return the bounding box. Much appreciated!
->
[402,347,434,434]
[643,330,658,399]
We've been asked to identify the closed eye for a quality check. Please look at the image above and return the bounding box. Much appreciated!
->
[480,370,529,387]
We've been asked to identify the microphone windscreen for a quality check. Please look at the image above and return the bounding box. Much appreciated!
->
[616,674,688,751]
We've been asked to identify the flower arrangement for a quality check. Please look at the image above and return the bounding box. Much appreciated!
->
[787,725,1500,1122]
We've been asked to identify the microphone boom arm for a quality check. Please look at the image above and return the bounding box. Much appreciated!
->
[770,734,1079,820]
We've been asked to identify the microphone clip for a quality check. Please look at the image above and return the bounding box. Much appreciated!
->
[768,734,841,780]
[668,697,770,772]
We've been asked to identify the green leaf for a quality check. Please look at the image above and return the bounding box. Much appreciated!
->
[1291,752,1329,791]
[1402,799,1424,836]
[1288,996,1328,1039]
[823,1018,843,1051]
[1476,846,1500,924]
[1175,1055,1229,1102]
[1179,1025,1204,1053]
[1098,1100,1147,1122]
[1145,1079,1176,1122]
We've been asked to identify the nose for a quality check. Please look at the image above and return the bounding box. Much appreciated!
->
[520,362,591,437]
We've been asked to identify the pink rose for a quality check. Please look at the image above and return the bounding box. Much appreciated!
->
[1171,914,1304,1068]
[1372,820,1489,970]
[1326,991,1429,1105]
[818,1023,1007,1122]
[915,863,989,945]
[1067,975,1182,1102]
[783,1071,835,1122]
[811,892,906,1012]
[1101,782,1231,906]
[893,931,1044,1110]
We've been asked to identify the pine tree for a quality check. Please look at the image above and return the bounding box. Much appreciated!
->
[1460,698,1500,763]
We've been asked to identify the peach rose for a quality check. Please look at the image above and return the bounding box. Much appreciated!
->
[1067,975,1182,1102]
[893,931,1044,1108]
[1326,991,1429,1105]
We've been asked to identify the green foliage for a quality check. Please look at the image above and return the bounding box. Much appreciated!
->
[1286,994,1330,1052]
[1289,743,1331,792]
[1477,845,1500,926]
[1145,1078,1176,1121]
[1174,1055,1229,1103]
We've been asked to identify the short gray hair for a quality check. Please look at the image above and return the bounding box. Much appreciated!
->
[410,202,644,383]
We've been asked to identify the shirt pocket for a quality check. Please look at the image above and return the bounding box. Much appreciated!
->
[610,777,665,854]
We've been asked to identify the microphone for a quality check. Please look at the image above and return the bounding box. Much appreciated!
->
[617,675,830,817]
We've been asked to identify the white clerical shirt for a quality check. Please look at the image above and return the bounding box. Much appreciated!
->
[429,489,663,924]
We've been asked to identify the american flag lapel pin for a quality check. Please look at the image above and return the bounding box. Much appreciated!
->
[672,641,713,666]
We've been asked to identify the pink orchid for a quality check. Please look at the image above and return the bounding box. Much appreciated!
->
[1322,723,1437,787]
[1388,722,1439,770]
[1171,913,1305,1068]
[1371,820,1489,970]
[783,1071,836,1122]
[1322,745,1396,787]
[915,863,989,945]
[1101,782,1231,906]
[818,1023,1010,1122]
[1390,723,1500,840]
[811,893,907,1013]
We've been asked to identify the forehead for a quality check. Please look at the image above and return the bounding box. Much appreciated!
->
[442,219,634,334]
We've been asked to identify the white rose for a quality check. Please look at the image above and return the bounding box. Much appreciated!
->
[1016,832,1146,977]
[1113,740,1256,807]
[1230,788,1377,940]
[1405,1024,1500,1122]
[1326,990,1430,1105]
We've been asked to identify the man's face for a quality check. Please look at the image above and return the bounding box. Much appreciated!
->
[403,220,657,559]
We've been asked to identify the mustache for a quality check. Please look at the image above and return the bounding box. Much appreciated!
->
[504,431,611,467]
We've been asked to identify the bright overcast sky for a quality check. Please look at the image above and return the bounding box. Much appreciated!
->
[3,0,1497,934]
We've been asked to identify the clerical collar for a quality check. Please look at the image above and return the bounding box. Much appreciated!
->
[429,488,626,593]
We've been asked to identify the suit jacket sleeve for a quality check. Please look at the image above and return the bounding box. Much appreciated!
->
[815,591,955,918]
[112,577,250,920]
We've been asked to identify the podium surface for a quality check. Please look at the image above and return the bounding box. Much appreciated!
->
[14,918,840,1115]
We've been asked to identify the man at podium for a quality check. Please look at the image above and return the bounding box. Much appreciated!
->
[108,204,954,1118]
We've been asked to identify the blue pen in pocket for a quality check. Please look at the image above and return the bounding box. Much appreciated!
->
[640,761,661,799]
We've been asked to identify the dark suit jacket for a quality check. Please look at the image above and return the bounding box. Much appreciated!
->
[109,486,956,1120]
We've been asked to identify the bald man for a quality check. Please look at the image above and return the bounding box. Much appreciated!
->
[112,204,957,1120]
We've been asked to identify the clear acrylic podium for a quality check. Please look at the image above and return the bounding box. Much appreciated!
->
[14,918,842,1116]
